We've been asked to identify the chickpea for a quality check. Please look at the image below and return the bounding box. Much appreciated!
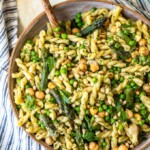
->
[26,88,34,96]
[35,91,45,100]
[113,148,119,150]
[126,109,133,119]
[90,107,98,115]
[89,142,99,150]
[139,39,147,46]
[125,57,132,62]
[111,26,116,33]
[90,61,99,72]
[139,46,149,56]
[45,137,54,145]
[118,144,128,150]
[72,28,80,34]
[134,113,141,120]
[131,50,139,58]
[143,83,150,93]
[48,82,56,89]
[98,112,105,118]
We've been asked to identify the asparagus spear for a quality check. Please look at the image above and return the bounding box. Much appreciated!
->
[81,17,107,36]
[50,88,75,120]
[125,88,134,109]
[40,114,56,136]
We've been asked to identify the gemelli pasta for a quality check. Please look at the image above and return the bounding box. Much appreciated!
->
[12,6,150,150]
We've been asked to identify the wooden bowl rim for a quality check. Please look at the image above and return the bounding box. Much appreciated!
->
[8,0,150,149]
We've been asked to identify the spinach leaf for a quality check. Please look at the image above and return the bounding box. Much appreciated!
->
[83,130,99,142]
[119,111,127,122]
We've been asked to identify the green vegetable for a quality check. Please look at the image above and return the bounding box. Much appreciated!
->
[25,94,36,110]
[76,32,82,37]
[67,62,72,67]
[50,98,56,104]
[91,7,97,12]
[76,18,81,23]
[16,78,21,84]
[141,110,147,116]
[139,120,144,126]
[147,73,150,82]
[110,44,131,61]
[81,17,107,36]
[129,40,136,46]
[92,77,97,83]
[75,127,84,150]
[119,124,124,130]
[61,33,67,39]
[75,106,80,113]
[47,56,56,72]
[55,33,61,38]
[132,58,138,63]
[55,70,60,76]
[17,105,21,109]
[77,22,84,28]
[69,79,75,85]
[50,88,75,120]
[140,91,146,97]
[60,68,67,74]
[117,30,131,44]
[119,111,127,121]
[76,13,82,19]
[40,114,56,136]
[120,94,125,100]
[122,20,135,28]
[125,88,134,109]
[25,85,30,89]
[123,29,130,35]
[83,130,99,142]
[130,81,135,87]
[54,27,61,32]
[102,104,108,110]
[114,43,120,48]
[101,142,107,147]
[111,118,115,124]
[98,107,103,112]
[120,76,124,82]
[58,89,71,104]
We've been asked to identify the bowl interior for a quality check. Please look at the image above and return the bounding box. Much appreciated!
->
[8,0,150,149]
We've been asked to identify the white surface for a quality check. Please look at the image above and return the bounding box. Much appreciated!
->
[17,0,66,34]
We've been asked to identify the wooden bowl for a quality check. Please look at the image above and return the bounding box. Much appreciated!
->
[8,0,150,149]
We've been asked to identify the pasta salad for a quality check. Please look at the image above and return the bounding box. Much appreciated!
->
[12,6,150,150]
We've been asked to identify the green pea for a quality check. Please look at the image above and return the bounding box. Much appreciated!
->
[76,32,82,37]
[25,85,30,89]
[139,120,144,126]
[55,70,60,76]
[141,110,147,116]
[117,67,121,73]
[55,33,61,38]
[67,62,72,67]
[91,7,97,12]
[53,119,58,124]
[61,33,67,39]
[130,81,135,87]
[102,104,108,110]
[60,68,67,74]
[31,51,36,56]
[139,61,143,65]
[17,105,21,109]
[101,142,107,147]
[26,40,32,44]
[126,84,131,89]
[64,47,69,51]
[41,123,45,129]
[105,116,110,122]
[98,107,103,112]
[16,78,21,84]
[75,106,80,112]
[76,13,81,18]
[107,36,113,43]
[140,91,146,97]
[22,49,27,53]
[133,85,138,90]
[140,56,147,62]
[54,27,61,32]
[124,29,130,35]
[69,79,75,85]
[32,60,37,63]
[120,76,124,82]
[46,110,50,116]
[141,104,146,109]
[92,77,97,83]
[111,118,115,124]
[129,40,136,46]
[120,94,125,100]
[119,124,124,130]
[132,58,138,63]
[85,109,89,114]
[115,43,120,48]
[77,22,83,28]
[80,44,85,49]
[75,18,81,23]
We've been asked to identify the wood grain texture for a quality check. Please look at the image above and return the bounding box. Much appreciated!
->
[41,0,59,28]
[8,0,150,149]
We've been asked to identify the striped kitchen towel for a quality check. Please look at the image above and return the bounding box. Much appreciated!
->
[0,0,150,150]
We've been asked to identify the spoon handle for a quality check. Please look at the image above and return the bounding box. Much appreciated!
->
[41,0,59,28]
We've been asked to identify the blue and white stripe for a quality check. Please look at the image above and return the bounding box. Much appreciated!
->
[0,0,150,149]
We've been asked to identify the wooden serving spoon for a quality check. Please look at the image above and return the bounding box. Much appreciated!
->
[41,0,59,28]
